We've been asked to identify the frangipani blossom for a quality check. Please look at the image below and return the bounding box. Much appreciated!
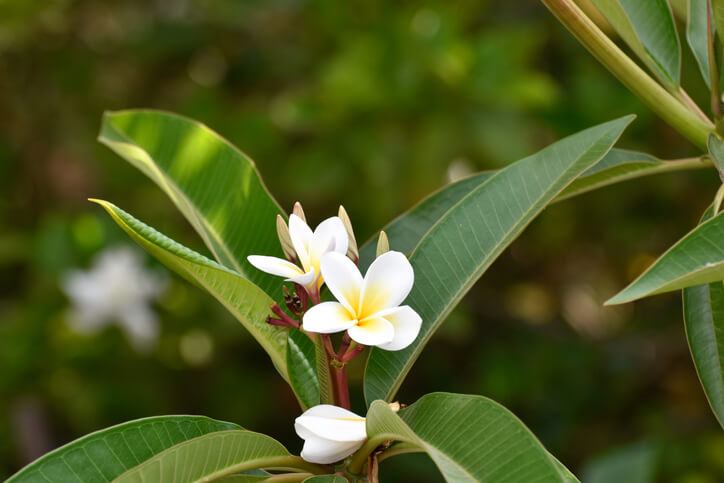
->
[303,251,422,350]
[294,404,367,464]
[248,214,348,293]
[61,246,167,352]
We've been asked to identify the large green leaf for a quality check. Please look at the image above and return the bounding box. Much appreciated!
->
[364,116,634,404]
[592,0,681,87]
[687,0,715,90]
[606,208,724,304]
[683,281,724,428]
[93,200,289,379]
[286,330,321,410]
[682,203,724,428]
[358,149,710,270]
[364,393,572,482]
[8,416,240,483]
[115,430,327,482]
[99,110,285,298]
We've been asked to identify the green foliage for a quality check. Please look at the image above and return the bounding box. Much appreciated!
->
[8,416,240,483]
[363,393,571,481]
[286,330,320,410]
[114,430,321,482]
[687,0,714,89]
[99,110,285,299]
[364,116,634,404]
[92,200,289,379]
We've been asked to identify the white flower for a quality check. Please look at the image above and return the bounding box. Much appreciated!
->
[247,214,348,292]
[294,404,367,464]
[61,246,166,352]
[302,251,422,350]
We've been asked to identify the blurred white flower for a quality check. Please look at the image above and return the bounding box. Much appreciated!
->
[61,246,167,352]
[294,404,367,464]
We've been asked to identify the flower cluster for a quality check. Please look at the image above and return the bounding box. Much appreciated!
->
[248,202,421,466]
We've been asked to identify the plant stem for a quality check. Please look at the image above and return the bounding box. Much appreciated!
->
[707,0,722,119]
[330,363,351,410]
[348,435,396,475]
[200,455,331,481]
[541,0,714,149]
[376,442,424,462]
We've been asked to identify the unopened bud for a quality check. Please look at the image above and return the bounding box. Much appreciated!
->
[276,215,296,262]
[376,231,389,258]
[292,202,306,223]
[338,205,359,263]
[388,402,401,413]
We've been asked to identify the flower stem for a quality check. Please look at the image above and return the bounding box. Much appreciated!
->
[540,0,714,148]
[330,362,351,410]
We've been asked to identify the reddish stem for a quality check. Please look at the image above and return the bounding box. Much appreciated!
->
[330,364,351,410]
[341,344,365,362]
[270,303,299,328]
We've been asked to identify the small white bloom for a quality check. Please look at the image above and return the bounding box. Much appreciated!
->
[294,404,367,464]
[247,214,348,292]
[61,246,166,352]
[303,251,422,350]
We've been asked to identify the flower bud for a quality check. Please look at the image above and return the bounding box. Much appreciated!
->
[292,201,306,223]
[294,404,367,464]
[276,215,296,262]
[376,230,389,258]
[338,205,359,263]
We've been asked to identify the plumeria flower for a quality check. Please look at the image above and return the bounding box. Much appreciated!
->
[303,251,422,350]
[248,214,348,296]
[295,405,367,464]
[61,246,167,352]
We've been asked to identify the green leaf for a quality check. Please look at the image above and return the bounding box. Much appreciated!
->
[303,476,348,482]
[363,393,572,482]
[98,110,285,298]
[8,416,240,483]
[287,330,321,410]
[713,0,724,48]
[682,203,724,429]
[581,441,659,483]
[115,430,325,482]
[592,0,681,87]
[683,281,724,428]
[687,0,714,90]
[93,199,289,379]
[358,150,710,269]
[364,116,634,404]
[606,204,724,304]
[708,133,724,174]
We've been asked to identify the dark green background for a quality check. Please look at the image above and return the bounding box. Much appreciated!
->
[1,0,722,480]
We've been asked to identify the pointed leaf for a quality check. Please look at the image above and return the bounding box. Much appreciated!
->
[713,0,724,48]
[98,110,285,297]
[8,416,240,483]
[365,393,573,482]
[683,281,724,428]
[93,200,288,378]
[687,0,715,90]
[607,206,724,304]
[114,430,324,482]
[359,149,710,270]
[592,0,681,87]
[364,116,634,404]
[287,330,321,410]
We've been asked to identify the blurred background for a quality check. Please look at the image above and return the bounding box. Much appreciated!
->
[1,0,723,481]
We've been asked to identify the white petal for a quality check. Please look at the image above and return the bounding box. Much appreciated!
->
[375,306,422,351]
[300,436,365,464]
[309,217,349,269]
[320,252,363,315]
[347,316,395,346]
[295,405,366,442]
[289,214,313,271]
[247,255,304,279]
[286,267,316,287]
[359,251,414,318]
[303,302,357,334]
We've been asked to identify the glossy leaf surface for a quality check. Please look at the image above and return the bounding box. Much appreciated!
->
[364,116,634,404]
